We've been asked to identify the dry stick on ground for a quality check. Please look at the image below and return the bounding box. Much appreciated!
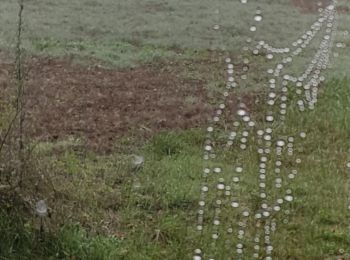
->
[0,0,26,188]
[16,0,25,152]
[0,1,24,156]
[16,0,26,186]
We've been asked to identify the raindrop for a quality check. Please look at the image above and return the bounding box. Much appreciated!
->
[237,109,246,116]
[285,195,293,202]
[276,140,285,147]
[231,202,239,208]
[213,24,220,30]
[217,183,225,190]
[250,26,257,32]
[254,14,263,22]
[266,54,274,60]
[214,167,222,173]
[266,115,274,122]
[205,145,212,151]
[35,200,48,217]
[194,249,202,254]
[273,206,281,211]
[132,155,144,169]
[236,166,243,173]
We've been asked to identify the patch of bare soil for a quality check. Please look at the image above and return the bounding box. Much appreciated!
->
[143,2,174,13]
[337,5,350,14]
[0,57,215,152]
[291,0,332,13]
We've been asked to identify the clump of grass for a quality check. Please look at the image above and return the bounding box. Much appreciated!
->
[0,209,123,259]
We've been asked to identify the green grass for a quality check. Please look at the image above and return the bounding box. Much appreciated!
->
[0,209,123,260]
[0,0,349,71]
[2,78,349,259]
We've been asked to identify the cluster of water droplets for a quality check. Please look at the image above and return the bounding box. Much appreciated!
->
[193,1,341,259]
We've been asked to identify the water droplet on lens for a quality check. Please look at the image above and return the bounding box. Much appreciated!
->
[254,14,263,22]
[276,140,285,147]
[285,195,293,202]
[205,145,212,151]
[35,200,48,217]
[237,109,246,116]
[214,167,222,173]
[273,206,281,211]
[231,201,239,208]
[266,115,274,122]
[250,26,257,32]
[217,183,225,190]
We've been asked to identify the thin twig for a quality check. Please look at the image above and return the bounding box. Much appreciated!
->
[16,0,25,151]
[0,1,24,156]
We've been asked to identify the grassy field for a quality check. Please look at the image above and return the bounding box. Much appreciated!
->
[0,0,350,259]
[1,78,349,259]
[0,0,348,71]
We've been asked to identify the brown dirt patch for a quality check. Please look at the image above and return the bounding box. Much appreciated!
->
[337,5,350,14]
[143,2,174,14]
[291,0,332,13]
[0,57,214,152]
[291,0,349,14]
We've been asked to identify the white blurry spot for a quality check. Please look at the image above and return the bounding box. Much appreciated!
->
[285,195,293,202]
[237,109,246,116]
[266,115,274,122]
[213,24,220,30]
[217,183,225,190]
[276,140,285,147]
[205,145,212,151]
[35,200,48,217]
[231,201,239,208]
[132,155,144,168]
[327,5,335,10]
[254,15,263,22]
